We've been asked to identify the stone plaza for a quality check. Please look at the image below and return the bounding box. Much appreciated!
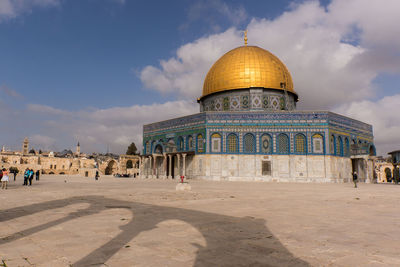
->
[1,175,399,266]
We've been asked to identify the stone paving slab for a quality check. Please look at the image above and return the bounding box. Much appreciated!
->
[0,175,400,266]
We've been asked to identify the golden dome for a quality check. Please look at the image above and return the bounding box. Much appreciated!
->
[202,46,296,99]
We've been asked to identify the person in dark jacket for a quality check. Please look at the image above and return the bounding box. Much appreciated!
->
[29,169,34,186]
[23,168,29,185]
[352,171,358,188]
[36,170,40,181]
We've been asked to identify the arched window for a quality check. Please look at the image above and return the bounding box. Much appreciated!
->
[344,137,350,156]
[211,133,222,153]
[126,160,133,169]
[338,136,343,156]
[312,134,323,154]
[278,134,289,154]
[295,134,306,154]
[330,135,336,155]
[197,134,204,153]
[227,134,238,153]
[178,136,184,151]
[154,144,163,154]
[243,134,255,153]
[187,136,193,150]
[260,134,272,154]
[145,141,150,154]
[167,139,176,153]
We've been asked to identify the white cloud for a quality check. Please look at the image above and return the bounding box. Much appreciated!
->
[334,94,400,155]
[0,0,60,21]
[25,100,198,154]
[29,134,56,151]
[139,0,400,155]
[140,28,241,99]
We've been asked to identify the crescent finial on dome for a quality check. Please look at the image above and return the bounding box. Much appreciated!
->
[244,29,248,46]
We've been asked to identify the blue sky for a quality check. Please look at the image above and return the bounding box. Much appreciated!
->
[0,0,399,155]
[1,0,312,110]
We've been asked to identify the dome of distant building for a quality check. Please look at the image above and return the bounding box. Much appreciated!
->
[201,46,297,101]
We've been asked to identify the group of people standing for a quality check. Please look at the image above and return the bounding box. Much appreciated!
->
[23,169,40,186]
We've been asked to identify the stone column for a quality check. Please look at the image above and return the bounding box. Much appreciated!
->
[153,155,158,178]
[168,155,172,179]
[182,153,187,177]
[176,154,181,179]
[149,156,152,178]
[138,157,142,178]
[163,153,167,179]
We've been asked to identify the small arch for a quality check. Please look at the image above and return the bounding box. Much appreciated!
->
[197,134,204,153]
[243,133,255,153]
[177,136,184,151]
[344,137,350,156]
[277,133,289,154]
[210,133,222,153]
[294,133,306,154]
[105,160,118,175]
[369,144,376,156]
[227,133,238,153]
[126,160,133,169]
[385,167,392,180]
[260,134,272,154]
[330,135,336,155]
[338,136,343,156]
[312,133,324,154]
[187,136,194,151]
[154,144,163,154]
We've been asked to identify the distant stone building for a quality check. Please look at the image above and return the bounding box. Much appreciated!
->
[0,139,140,177]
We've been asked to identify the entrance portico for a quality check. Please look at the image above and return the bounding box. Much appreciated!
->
[141,152,194,179]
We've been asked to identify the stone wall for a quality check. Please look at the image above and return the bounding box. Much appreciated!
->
[185,154,353,183]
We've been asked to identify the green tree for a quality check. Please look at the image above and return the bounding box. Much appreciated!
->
[126,142,138,155]
[9,167,19,174]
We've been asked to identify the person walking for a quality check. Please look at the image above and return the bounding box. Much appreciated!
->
[29,169,34,186]
[13,170,17,181]
[95,170,99,181]
[23,168,29,185]
[353,171,358,188]
[35,170,40,181]
[1,168,9,189]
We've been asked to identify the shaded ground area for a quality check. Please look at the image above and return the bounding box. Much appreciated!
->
[1,175,400,266]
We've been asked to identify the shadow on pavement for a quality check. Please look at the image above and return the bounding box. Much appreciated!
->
[0,196,309,266]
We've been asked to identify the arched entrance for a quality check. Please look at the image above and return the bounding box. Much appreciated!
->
[105,160,118,175]
[126,160,133,169]
[154,144,163,154]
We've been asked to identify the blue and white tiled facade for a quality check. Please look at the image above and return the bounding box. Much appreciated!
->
[141,110,375,183]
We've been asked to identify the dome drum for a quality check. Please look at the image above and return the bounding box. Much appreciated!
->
[199,88,297,112]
